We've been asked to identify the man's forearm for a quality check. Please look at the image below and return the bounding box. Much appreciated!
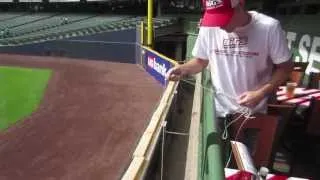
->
[179,58,209,75]
[258,61,294,96]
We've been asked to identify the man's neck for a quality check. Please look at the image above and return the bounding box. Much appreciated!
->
[237,11,251,28]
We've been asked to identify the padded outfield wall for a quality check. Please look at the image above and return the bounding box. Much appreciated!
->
[0,29,136,64]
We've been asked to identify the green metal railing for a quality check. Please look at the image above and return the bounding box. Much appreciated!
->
[183,19,225,180]
[199,69,224,180]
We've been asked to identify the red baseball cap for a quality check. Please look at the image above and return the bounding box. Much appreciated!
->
[201,0,244,27]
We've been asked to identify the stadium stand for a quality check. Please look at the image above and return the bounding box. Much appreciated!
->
[0,12,26,21]
[4,13,96,38]
[0,13,56,29]
[0,13,178,46]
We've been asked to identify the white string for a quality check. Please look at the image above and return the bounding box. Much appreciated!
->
[159,77,258,176]
[225,109,256,168]
[160,79,167,180]
[221,106,255,140]
[160,121,189,180]
[179,78,257,168]
[180,77,215,94]
[179,79,255,135]
[161,121,166,180]
[165,130,189,136]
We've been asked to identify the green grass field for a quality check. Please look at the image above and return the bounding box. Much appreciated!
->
[0,66,52,130]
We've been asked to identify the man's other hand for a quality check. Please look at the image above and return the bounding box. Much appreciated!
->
[237,90,265,107]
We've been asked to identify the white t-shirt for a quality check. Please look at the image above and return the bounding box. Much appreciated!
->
[192,11,292,117]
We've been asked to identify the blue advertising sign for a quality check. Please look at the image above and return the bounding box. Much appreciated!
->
[144,49,174,86]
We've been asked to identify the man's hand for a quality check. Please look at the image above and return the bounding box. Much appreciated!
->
[165,65,186,81]
[165,58,209,81]
[237,90,265,107]
[237,60,293,107]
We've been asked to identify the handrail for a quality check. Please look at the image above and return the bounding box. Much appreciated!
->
[121,47,179,180]
[184,73,202,180]
[121,81,179,180]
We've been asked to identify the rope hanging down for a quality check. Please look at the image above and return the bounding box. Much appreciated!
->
[159,77,257,178]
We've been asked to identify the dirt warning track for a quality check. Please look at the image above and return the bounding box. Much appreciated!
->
[0,54,162,180]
